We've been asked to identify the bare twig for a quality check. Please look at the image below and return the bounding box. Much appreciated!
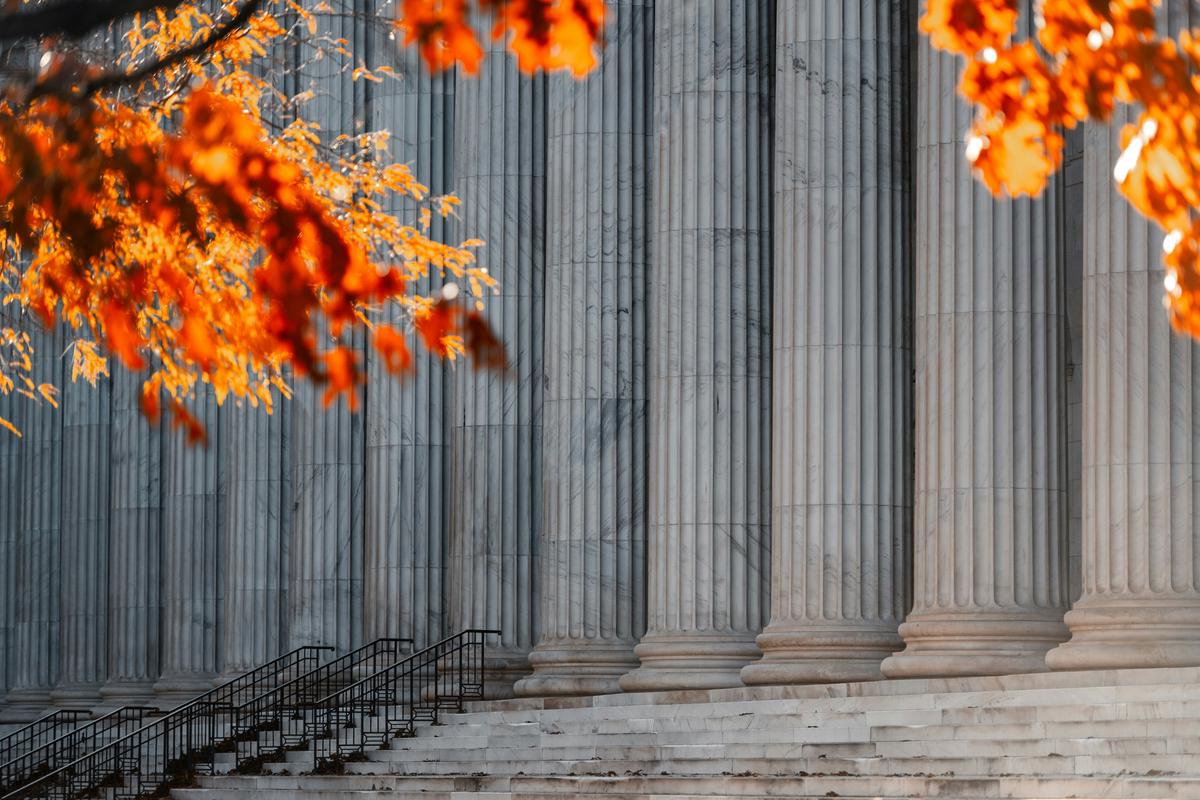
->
[26,0,264,100]
[0,0,188,43]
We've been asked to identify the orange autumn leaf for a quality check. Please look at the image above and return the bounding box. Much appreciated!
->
[0,0,604,439]
[374,324,414,376]
[169,399,207,446]
[923,0,1200,338]
[414,300,459,357]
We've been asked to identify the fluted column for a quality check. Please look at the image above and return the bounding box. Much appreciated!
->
[52,371,112,705]
[1046,0,1200,669]
[742,0,911,687]
[513,0,651,698]
[620,0,773,693]
[154,392,222,706]
[101,370,162,706]
[0,370,21,715]
[879,15,1068,679]
[287,7,366,654]
[220,404,289,677]
[363,36,453,651]
[6,324,64,717]
[289,366,364,651]
[447,17,546,697]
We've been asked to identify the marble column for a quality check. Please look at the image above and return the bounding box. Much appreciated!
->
[0,366,21,714]
[363,33,453,651]
[287,5,366,654]
[620,0,773,693]
[742,0,911,687]
[513,0,651,698]
[879,17,1069,679]
[447,15,546,696]
[289,366,364,652]
[6,324,64,717]
[154,391,222,706]
[220,404,289,678]
[52,370,111,705]
[1046,0,1200,668]
[101,370,163,706]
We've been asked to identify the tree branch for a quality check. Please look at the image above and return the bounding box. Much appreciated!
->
[26,0,264,100]
[0,0,188,43]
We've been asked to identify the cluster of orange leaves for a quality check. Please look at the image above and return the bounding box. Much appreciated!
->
[0,0,607,439]
[398,0,605,75]
[925,0,1200,336]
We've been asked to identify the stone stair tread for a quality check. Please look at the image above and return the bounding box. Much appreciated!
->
[177,773,1200,799]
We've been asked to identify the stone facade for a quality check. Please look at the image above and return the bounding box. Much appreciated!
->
[6,1,1200,721]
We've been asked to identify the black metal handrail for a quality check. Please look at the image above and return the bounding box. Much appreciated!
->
[0,712,90,770]
[226,638,412,771]
[0,707,155,795]
[306,629,499,769]
[3,645,331,800]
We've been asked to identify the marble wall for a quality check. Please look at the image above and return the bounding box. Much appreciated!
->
[2,1,1190,721]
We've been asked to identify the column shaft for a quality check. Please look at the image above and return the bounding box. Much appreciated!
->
[221,404,289,676]
[53,371,111,705]
[364,38,453,650]
[0,357,21,715]
[6,325,64,717]
[620,0,773,692]
[154,392,222,706]
[102,370,162,705]
[287,5,367,653]
[880,16,1068,678]
[447,17,546,697]
[514,0,651,698]
[1047,0,1200,668]
[742,0,911,686]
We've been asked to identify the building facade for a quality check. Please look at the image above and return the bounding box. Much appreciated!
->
[3,0,1200,720]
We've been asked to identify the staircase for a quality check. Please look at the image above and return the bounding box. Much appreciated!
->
[0,712,89,771]
[1,645,334,800]
[173,664,1200,799]
[0,706,154,794]
[4,632,497,800]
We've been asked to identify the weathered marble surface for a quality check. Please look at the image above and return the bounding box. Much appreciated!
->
[155,391,222,706]
[53,370,112,705]
[1047,0,1200,668]
[6,324,65,716]
[289,357,365,652]
[880,17,1069,679]
[102,369,163,706]
[621,0,774,693]
[447,11,547,698]
[221,403,290,677]
[743,0,912,687]
[287,7,367,653]
[0,333,20,715]
[514,0,651,699]
[363,39,454,651]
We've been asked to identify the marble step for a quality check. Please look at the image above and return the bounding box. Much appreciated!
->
[335,752,1200,779]
[368,735,1200,762]
[408,699,1200,743]
[442,684,1200,728]
[173,773,1200,799]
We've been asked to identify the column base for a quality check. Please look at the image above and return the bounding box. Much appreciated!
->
[1046,596,1200,671]
[99,679,161,711]
[440,647,531,700]
[1,687,56,722]
[741,623,902,686]
[153,671,218,709]
[619,633,760,693]
[50,682,104,709]
[513,640,639,698]
[880,610,1067,679]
